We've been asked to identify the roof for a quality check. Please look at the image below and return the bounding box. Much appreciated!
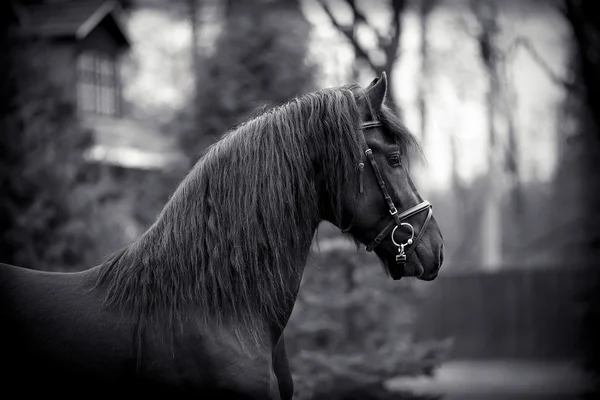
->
[18,0,130,46]
[81,115,185,171]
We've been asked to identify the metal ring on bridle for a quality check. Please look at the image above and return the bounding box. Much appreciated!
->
[391,223,415,248]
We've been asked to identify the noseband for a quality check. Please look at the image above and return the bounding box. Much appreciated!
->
[358,120,433,279]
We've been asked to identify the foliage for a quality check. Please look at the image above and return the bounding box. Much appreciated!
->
[178,0,317,162]
[0,41,131,271]
[290,340,450,400]
[115,166,185,229]
[286,242,452,399]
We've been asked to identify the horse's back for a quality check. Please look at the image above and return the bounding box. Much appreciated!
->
[0,262,139,392]
[0,263,286,398]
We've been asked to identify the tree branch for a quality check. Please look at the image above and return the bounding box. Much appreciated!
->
[346,0,387,50]
[455,10,478,38]
[318,0,406,75]
[317,0,406,109]
[316,0,379,72]
[346,0,368,26]
[509,36,575,91]
[382,0,404,70]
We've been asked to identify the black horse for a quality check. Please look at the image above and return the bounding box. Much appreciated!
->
[0,73,444,398]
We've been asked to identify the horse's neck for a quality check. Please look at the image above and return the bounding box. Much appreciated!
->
[152,186,319,317]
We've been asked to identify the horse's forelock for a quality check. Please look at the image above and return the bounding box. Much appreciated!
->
[378,105,423,167]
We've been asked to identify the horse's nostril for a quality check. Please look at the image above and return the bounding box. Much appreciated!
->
[438,244,444,266]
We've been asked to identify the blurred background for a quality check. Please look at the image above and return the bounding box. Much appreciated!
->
[1,0,599,398]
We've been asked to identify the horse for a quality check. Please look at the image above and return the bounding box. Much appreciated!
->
[0,73,444,398]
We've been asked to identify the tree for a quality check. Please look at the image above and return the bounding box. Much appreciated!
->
[469,0,504,269]
[560,0,600,240]
[316,0,406,111]
[0,4,129,271]
[417,0,438,144]
[286,248,452,399]
[178,0,317,161]
[562,0,600,139]
[187,0,202,131]
[560,0,600,394]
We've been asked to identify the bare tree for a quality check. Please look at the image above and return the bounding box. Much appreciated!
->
[316,0,406,110]
[562,0,600,139]
[470,0,504,269]
[560,2,600,158]
[417,0,438,143]
[560,1,600,390]
[188,0,202,131]
[559,0,600,262]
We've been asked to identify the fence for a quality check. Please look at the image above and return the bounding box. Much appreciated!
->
[413,266,596,360]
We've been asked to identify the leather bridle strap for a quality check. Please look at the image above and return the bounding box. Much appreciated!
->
[405,204,432,257]
[365,200,432,252]
[365,148,401,223]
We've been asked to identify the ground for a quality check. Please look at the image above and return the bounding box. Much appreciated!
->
[385,359,593,399]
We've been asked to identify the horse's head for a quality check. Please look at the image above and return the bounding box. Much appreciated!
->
[335,73,444,281]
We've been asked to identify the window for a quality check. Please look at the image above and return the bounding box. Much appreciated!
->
[77,51,119,116]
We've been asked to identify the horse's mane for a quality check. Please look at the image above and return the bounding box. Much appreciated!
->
[94,83,419,348]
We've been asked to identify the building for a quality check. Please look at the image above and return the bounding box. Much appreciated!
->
[15,0,184,172]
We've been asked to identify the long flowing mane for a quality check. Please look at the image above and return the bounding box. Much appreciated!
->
[94,84,420,347]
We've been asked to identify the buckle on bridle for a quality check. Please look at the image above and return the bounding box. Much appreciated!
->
[391,223,414,264]
[395,245,407,263]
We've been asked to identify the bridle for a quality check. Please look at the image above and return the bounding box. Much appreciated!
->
[355,120,433,280]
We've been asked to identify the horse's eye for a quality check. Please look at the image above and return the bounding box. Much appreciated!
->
[388,152,401,166]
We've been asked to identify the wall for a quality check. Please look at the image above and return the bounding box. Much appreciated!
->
[42,41,76,102]
[413,266,594,360]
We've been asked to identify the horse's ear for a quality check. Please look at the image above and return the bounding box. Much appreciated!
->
[366,76,379,89]
[366,72,387,111]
